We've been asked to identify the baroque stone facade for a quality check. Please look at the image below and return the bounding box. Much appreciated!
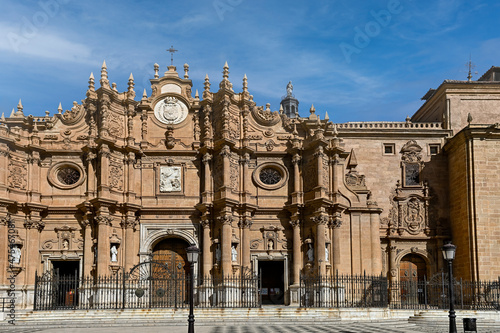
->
[1,61,500,308]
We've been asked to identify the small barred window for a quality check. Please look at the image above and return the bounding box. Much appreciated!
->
[259,168,282,185]
[57,167,81,185]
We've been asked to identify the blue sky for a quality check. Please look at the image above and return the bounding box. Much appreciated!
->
[0,0,499,123]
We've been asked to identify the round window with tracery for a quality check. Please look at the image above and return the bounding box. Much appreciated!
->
[253,162,288,190]
[57,167,81,185]
[259,168,282,185]
[48,162,86,190]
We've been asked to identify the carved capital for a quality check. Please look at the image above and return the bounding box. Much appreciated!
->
[289,219,301,228]
[217,215,233,226]
[239,216,252,228]
[292,154,301,165]
[203,153,212,163]
[220,145,231,158]
[329,216,342,228]
[200,217,211,229]
[311,215,329,225]
[95,215,113,226]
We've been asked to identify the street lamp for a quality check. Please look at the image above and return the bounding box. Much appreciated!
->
[186,244,199,333]
[442,242,457,333]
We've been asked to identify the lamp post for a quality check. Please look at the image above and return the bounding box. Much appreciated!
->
[186,244,199,333]
[442,242,457,333]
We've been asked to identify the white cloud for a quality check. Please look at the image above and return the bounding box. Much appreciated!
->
[0,23,92,63]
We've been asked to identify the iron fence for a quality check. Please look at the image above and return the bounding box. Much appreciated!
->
[389,275,500,310]
[34,271,260,310]
[34,270,500,311]
[300,272,388,308]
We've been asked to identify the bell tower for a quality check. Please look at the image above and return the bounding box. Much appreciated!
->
[280,81,299,118]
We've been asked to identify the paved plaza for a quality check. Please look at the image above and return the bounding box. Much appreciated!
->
[1,321,499,333]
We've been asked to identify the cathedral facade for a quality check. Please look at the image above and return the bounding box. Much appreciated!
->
[1,61,499,308]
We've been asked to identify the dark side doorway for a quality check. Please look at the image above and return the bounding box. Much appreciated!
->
[259,260,284,305]
[52,260,79,308]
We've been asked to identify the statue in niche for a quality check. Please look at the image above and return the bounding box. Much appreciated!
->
[267,239,274,250]
[231,245,237,262]
[325,245,329,262]
[160,166,182,192]
[62,239,69,250]
[215,245,221,263]
[110,245,118,262]
[307,243,314,262]
[11,245,21,264]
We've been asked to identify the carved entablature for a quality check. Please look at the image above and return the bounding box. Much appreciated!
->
[400,140,424,187]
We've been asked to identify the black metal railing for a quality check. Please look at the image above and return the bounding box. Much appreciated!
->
[34,271,260,311]
[390,276,500,310]
[34,270,500,311]
[300,272,388,308]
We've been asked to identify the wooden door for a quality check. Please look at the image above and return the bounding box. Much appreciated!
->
[400,254,426,304]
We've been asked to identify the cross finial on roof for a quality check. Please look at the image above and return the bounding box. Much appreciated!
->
[466,54,477,82]
[166,45,178,66]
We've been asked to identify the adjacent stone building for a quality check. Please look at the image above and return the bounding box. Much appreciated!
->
[1,60,499,308]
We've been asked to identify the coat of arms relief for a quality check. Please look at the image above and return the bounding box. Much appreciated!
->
[154,97,188,125]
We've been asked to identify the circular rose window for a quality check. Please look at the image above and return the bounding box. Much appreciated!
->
[57,167,81,185]
[259,168,282,185]
[47,162,86,190]
[252,162,288,190]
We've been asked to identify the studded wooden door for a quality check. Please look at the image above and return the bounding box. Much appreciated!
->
[151,238,190,306]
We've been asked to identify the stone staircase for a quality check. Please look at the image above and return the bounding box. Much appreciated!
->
[1,307,412,328]
[409,310,500,330]
[2,307,499,329]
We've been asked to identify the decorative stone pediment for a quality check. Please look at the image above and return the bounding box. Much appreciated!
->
[251,104,281,126]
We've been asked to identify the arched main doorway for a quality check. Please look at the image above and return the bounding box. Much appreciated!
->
[399,254,427,305]
[152,238,190,278]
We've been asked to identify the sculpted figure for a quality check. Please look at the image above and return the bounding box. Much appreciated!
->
[111,245,118,262]
[307,243,314,262]
[11,245,21,264]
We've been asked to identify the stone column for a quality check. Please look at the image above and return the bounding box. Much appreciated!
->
[125,152,136,201]
[292,154,301,193]
[330,214,342,274]
[201,216,212,278]
[85,152,97,198]
[0,149,9,197]
[389,240,398,302]
[29,152,41,202]
[218,212,233,276]
[239,213,252,270]
[370,210,382,275]
[82,217,93,277]
[98,144,110,196]
[24,210,44,286]
[290,218,301,285]
[123,212,137,272]
[203,153,212,196]
[241,153,251,195]
[221,146,230,187]
[95,214,112,275]
[313,214,328,275]
[315,147,324,188]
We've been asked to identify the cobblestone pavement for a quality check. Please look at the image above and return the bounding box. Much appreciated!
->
[2,321,499,333]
